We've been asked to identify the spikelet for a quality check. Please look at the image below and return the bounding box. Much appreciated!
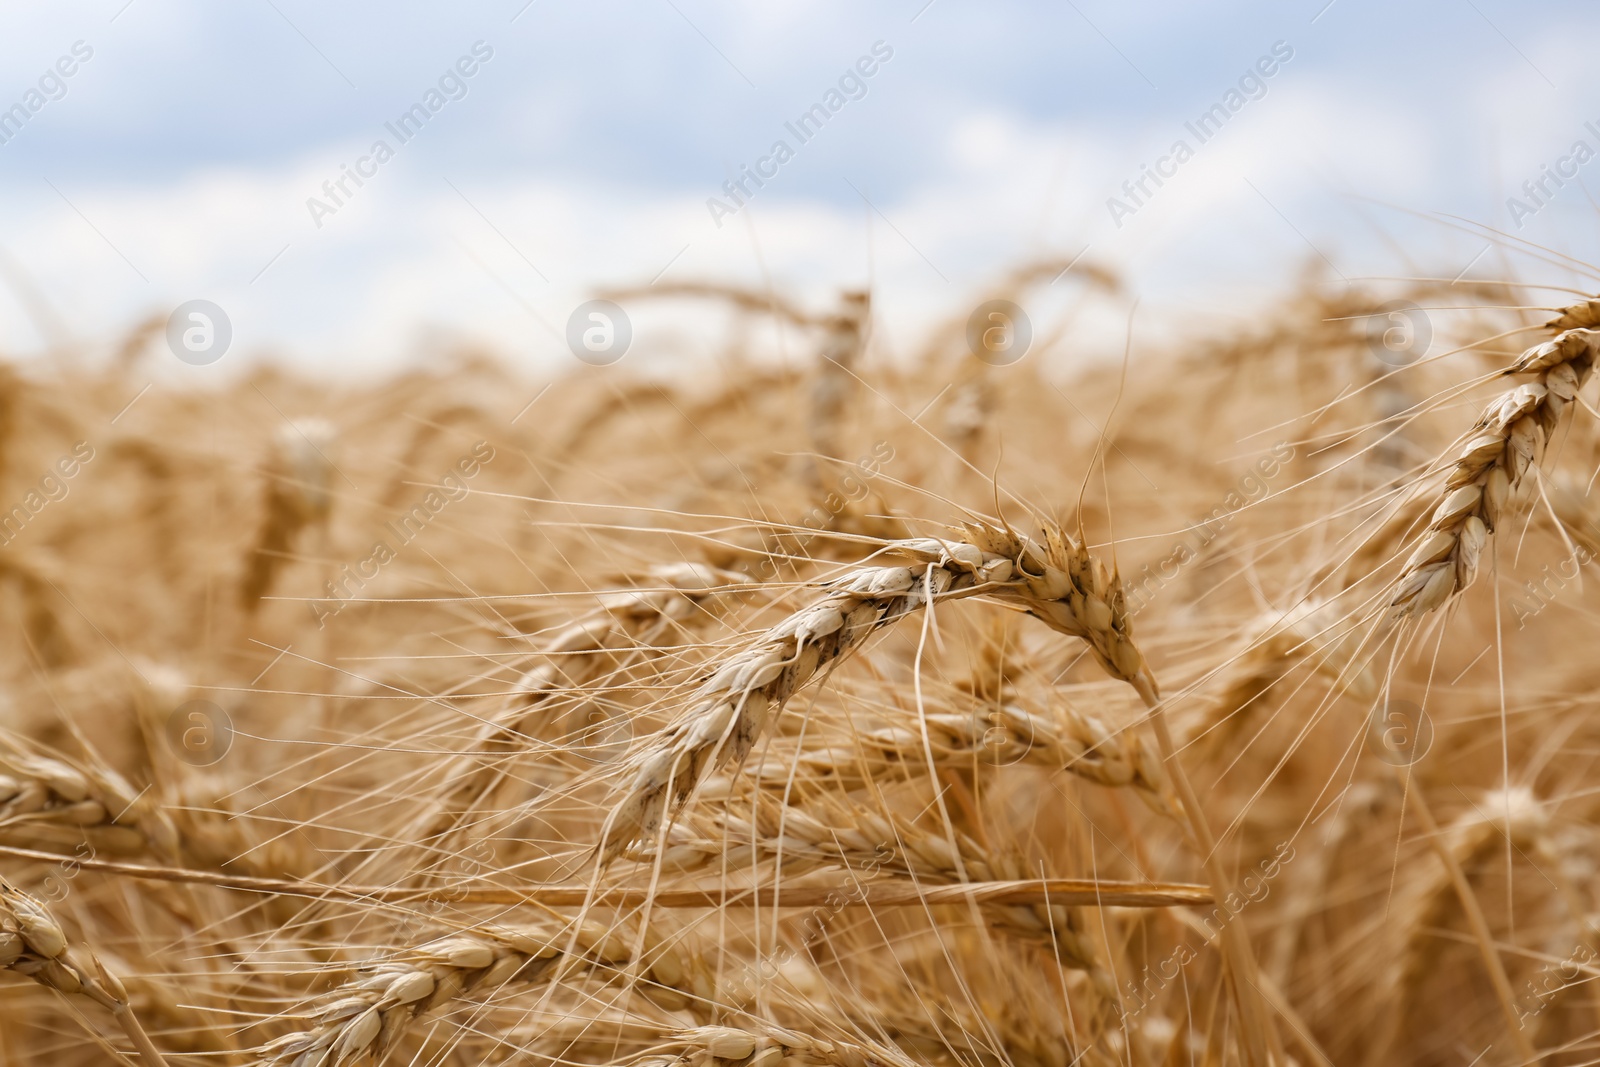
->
[0,742,180,859]
[424,562,747,838]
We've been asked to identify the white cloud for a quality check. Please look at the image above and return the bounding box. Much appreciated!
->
[3,0,1598,378]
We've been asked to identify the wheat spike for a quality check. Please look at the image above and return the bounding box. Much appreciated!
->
[599,524,1150,860]
[240,419,337,612]
[0,742,180,860]
[1,876,170,1065]
[425,562,747,839]
[252,919,715,1066]
[1393,320,1600,615]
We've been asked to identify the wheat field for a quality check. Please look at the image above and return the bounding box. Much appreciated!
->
[1,264,1599,1067]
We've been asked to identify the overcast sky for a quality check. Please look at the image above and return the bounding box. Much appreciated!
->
[1,0,1598,374]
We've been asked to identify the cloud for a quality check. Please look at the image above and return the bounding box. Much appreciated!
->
[2,0,1598,373]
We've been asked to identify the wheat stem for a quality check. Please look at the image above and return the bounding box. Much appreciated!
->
[1135,674,1283,1067]
[1392,779,1536,1065]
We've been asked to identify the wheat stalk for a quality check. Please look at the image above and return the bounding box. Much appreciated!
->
[632,792,1123,999]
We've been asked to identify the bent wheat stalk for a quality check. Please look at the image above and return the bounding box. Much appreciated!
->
[638,794,1122,995]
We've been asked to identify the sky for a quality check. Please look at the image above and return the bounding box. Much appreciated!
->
[1,0,1599,375]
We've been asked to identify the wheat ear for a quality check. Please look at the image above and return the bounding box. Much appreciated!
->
[1364,786,1542,1066]
[1392,319,1600,615]
[425,562,745,839]
[850,698,1177,813]
[602,1023,922,1067]
[1188,600,1377,755]
[598,524,1149,860]
[0,555,73,666]
[0,743,180,860]
[240,420,337,612]
[252,920,716,1066]
[598,522,1276,1062]
[1,876,170,1066]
